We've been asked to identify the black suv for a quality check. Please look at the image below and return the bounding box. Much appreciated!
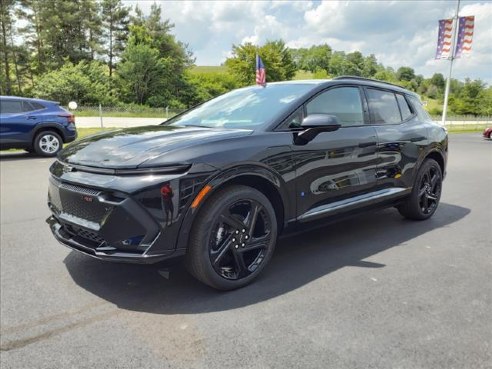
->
[47,77,447,290]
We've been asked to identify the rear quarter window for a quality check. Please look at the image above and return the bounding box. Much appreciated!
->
[30,102,46,111]
[396,94,413,121]
[408,96,433,122]
[366,88,402,125]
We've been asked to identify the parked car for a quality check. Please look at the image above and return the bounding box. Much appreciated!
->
[483,126,492,139]
[0,96,77,156]
[46,77,448,290]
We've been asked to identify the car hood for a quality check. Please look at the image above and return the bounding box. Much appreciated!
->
[59,125,253,168]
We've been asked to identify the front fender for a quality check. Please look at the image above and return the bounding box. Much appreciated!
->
[174,163,292,252]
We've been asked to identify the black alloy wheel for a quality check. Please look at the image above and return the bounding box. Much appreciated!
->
[417,165,441,215]
[398,158,442,220]
[186,185,277,290]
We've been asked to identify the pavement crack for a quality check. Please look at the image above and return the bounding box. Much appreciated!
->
[0,310,119,352]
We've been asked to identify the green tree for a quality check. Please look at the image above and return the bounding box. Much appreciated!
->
[430,73,445,90]
[32,60,115,105]
[131,4,193,69]
[291,44,331,73]
[18,0,102,69]
[362,54,378,78]
[118,4,193,106]
[477,87,492,116]
[396,66,416,82]
[0,0,15,94]
[344,51,364,76]
[373,67,398,83]
[225,40,296,86]
[117,40,168,105]
[101,0,130,80]
[183,69,238,106]
[16,0,45,75]
[449,79,485,115]
[327,51,347,76]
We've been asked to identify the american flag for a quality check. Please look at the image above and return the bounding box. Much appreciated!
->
[454,16,474,58]
[435,18,454,59]
[256,54,266,86]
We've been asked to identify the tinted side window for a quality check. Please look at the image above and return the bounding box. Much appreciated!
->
[22,101,35,112]
[306,87,363,126]
[30,102,45,110]
[396,94,413,121]
[0,100,23,114]
[408,96,433,122]
[367,89,401,124]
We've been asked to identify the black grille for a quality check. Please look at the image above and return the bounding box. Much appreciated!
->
[60,183,101,196]
[61,195,111,223]
[49,178,112,224]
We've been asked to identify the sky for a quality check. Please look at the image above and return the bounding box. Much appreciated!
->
[124,0,492,84]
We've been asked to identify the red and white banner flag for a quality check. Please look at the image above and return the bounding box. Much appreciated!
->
[435,18,454,59]
[454,16,474,58]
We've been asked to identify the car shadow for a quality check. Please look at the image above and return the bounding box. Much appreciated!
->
[64,202,470,314]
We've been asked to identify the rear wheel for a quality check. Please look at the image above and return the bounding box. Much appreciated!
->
[398,158,442,220]
[34,131,62,157]
[186,185,277,290]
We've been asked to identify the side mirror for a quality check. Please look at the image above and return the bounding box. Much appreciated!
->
[295,114,341,145]
[301,114,341,129]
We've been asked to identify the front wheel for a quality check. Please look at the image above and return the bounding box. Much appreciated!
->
[34,131,62,157]
[398,158,442,220]
[185,185,277,290]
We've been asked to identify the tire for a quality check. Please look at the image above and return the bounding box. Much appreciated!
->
[34,131,62,157]
[398,158,442,220]
[185,185,277,290]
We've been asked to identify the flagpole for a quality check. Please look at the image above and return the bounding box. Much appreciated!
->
[441,0,461,125]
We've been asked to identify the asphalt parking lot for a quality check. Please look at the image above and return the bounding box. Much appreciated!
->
[1,133,491,369]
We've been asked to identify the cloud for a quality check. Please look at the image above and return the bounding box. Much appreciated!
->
[125,0,492,83]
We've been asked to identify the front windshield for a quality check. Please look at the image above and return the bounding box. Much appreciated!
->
[168,84,315,129]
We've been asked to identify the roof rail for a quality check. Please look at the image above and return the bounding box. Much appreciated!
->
[332,75,404,89]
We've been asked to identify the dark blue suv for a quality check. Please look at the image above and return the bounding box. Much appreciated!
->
[0,96,77,157]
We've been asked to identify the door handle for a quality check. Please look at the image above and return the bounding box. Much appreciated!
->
[27,116,37,120]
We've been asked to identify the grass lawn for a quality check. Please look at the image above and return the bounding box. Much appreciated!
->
[77,127,116,139]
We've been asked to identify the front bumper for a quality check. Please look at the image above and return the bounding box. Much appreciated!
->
[46,173,186,263]
[46,215,176,263]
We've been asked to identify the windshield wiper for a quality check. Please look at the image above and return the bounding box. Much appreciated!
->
[180,124,212,128]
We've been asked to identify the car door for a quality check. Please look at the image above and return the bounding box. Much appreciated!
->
[287,85,379,222]
[364,88,429,191]
[0,99,37,145]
